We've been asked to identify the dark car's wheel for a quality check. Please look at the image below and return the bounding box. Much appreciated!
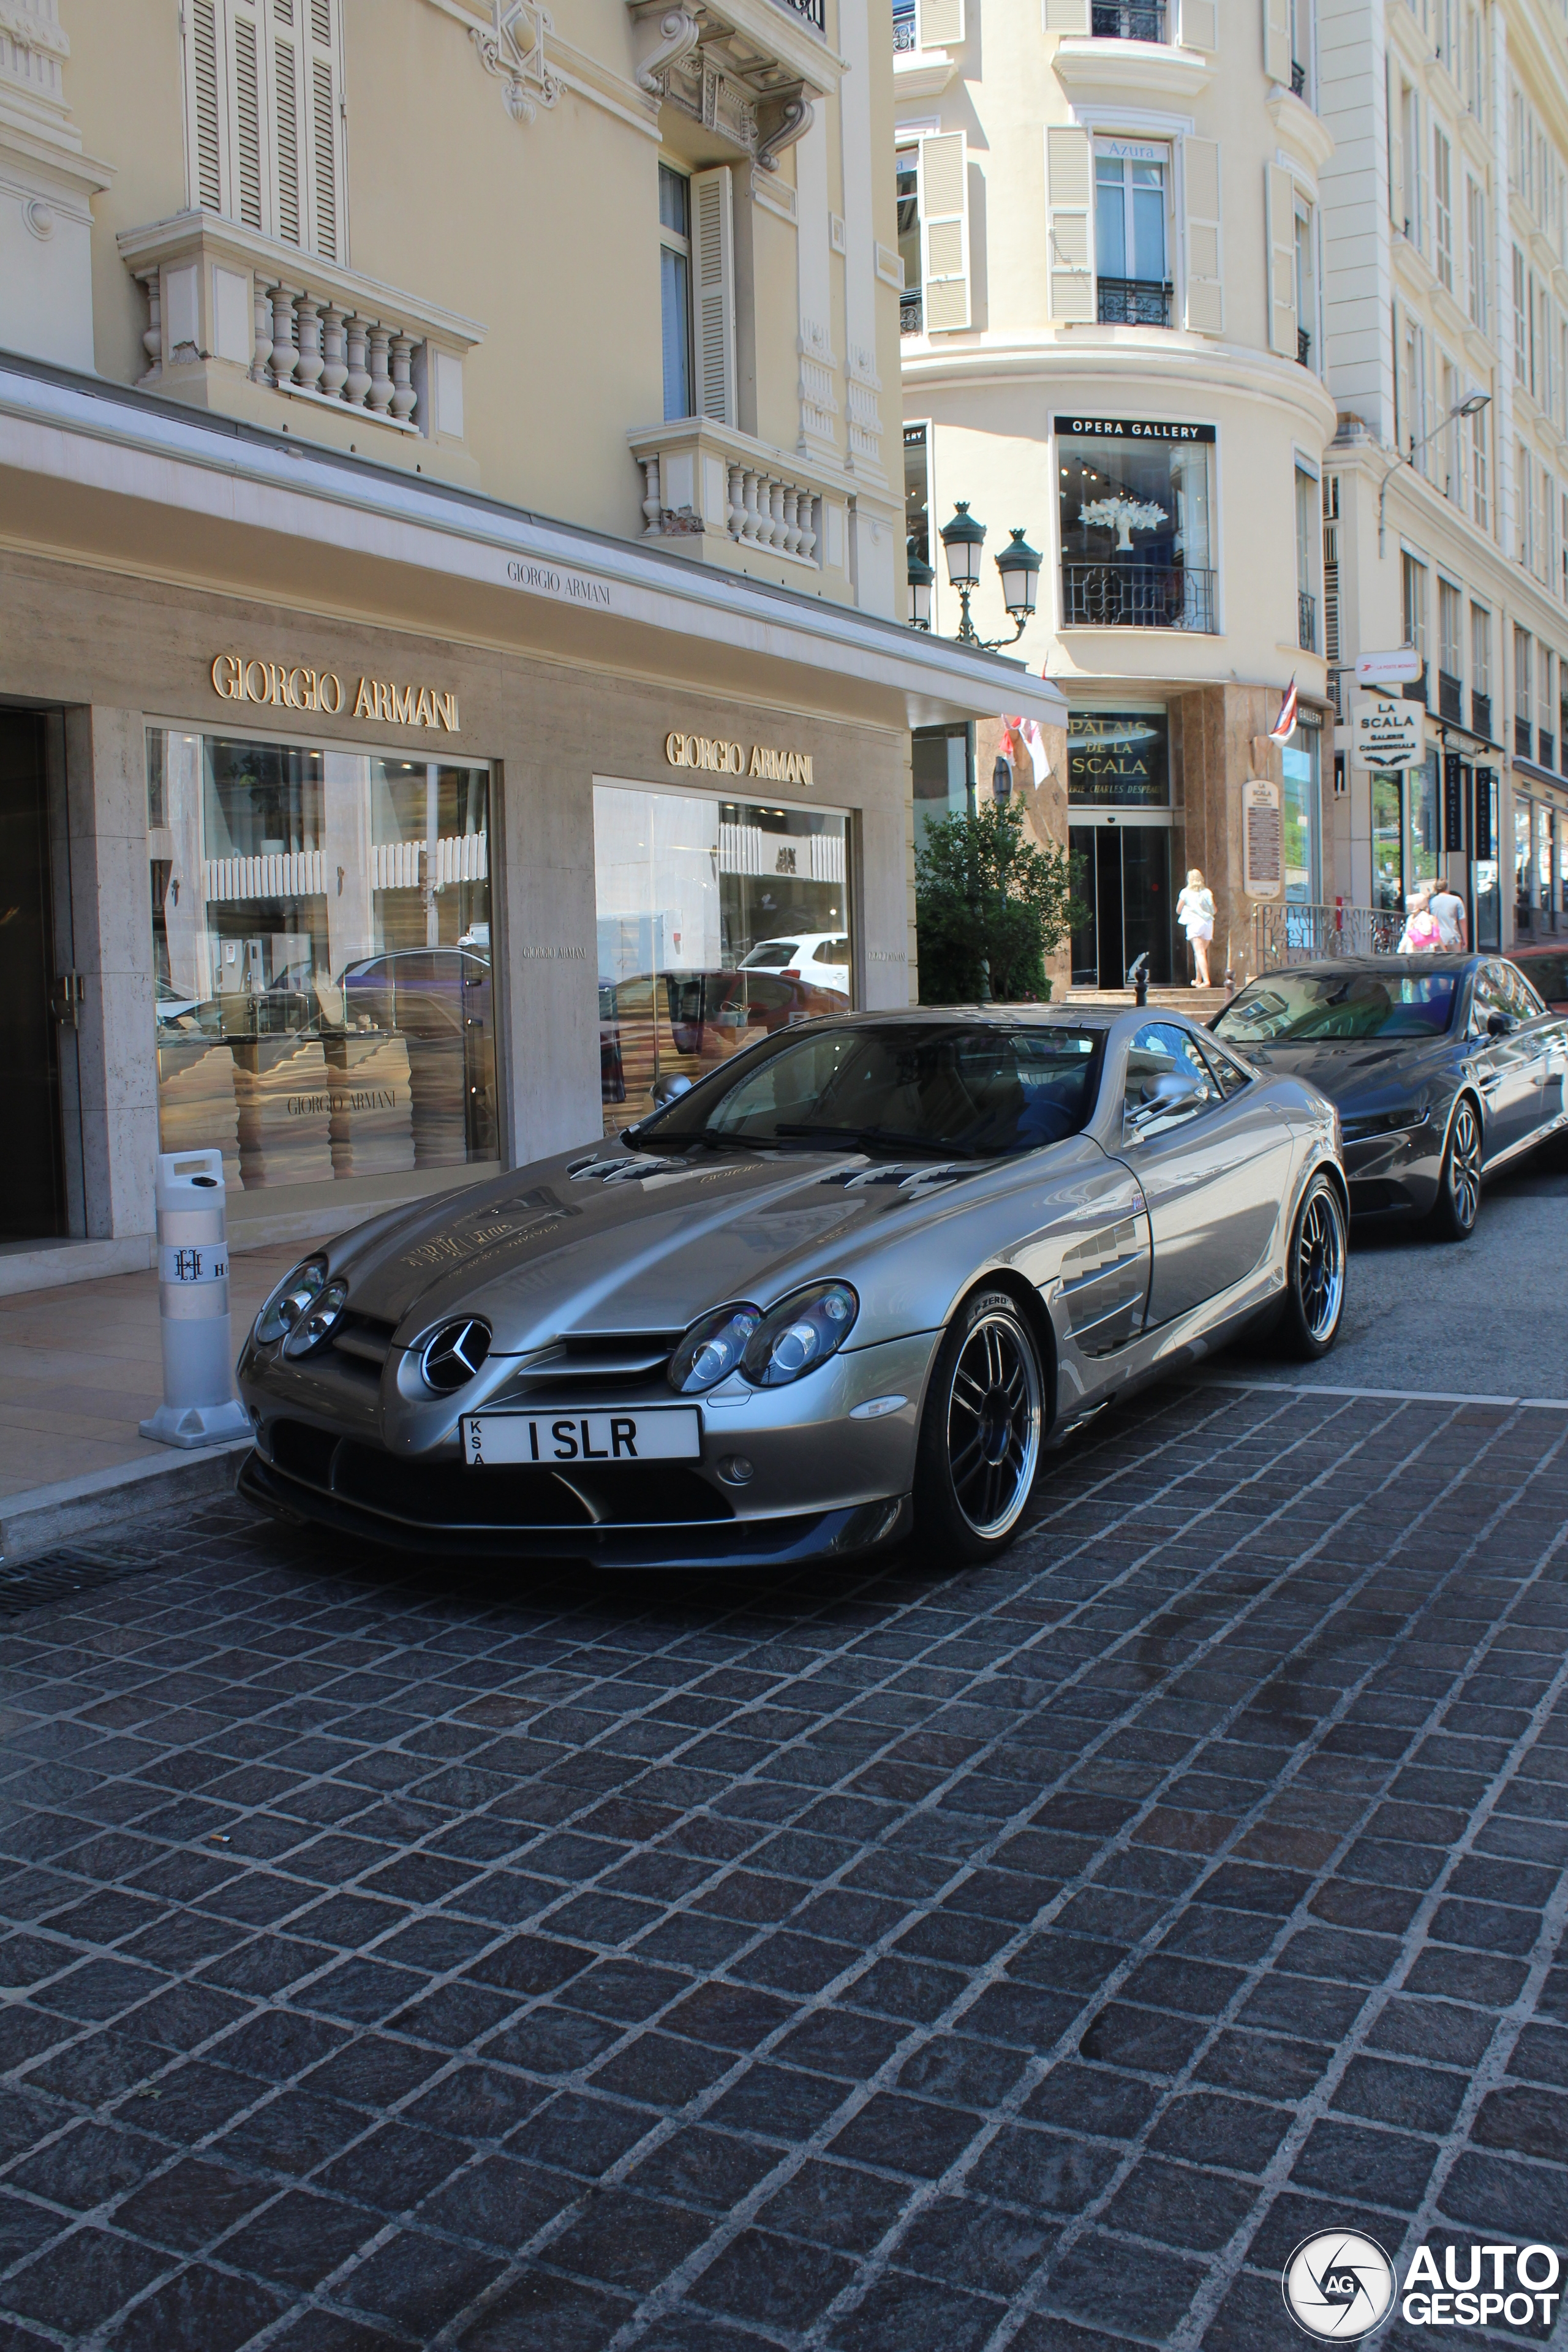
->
[914,1289,1044,1564]
[1428,1095,1483,1240]
[1281,1174,1347,1359]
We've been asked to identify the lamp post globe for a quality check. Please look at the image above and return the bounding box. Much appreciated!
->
[995,527,1042,619]
[906,542,935,629]
[939,500,987,587]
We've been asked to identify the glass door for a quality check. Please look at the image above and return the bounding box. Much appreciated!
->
[1068,821,1172,988]
[0,709,76,1242]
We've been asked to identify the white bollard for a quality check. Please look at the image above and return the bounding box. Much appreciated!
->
[138,1148,252,1449]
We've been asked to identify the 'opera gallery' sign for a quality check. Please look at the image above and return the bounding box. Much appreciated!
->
[211,654,461,732]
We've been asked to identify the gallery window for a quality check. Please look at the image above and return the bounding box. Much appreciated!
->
[1056,419,1216,631]
[594,783,854,1134]
[1093,142,1171,325]
[146,729,495,1192]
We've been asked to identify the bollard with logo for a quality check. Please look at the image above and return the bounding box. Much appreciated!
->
[138,1149,252,1449]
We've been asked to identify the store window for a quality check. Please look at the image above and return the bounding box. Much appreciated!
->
[1093,142,1170,325]
[913,723,971,853]
[1407,750,1441,895]
[1515,794,1534,926]
[594,783,853,1133]
[1372,772,1404,911]
[1538,801,1555,919]
[1056,418,1216,631]
[147,729,495,1191]
[1281,725,1319,900]
[659,164,693,422]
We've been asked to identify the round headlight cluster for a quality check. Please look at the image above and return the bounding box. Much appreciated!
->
[669,1283,859,1395]
[669,1305,761,1394]
[254,1257,329,1345]
[282,1278,349,1358]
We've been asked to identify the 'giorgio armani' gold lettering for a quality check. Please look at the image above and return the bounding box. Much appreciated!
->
[212,652,459,732]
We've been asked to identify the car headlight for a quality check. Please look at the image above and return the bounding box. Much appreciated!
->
[254,1257,328,1345]
[669,1303,762,1395]
[741,1281,859,1388]
[282,1278,349,1358]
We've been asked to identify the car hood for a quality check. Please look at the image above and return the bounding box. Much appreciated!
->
[1231,1038,1446,1102]
[322,1140,1028,1355]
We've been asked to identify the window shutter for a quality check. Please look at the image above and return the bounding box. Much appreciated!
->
[1043,0,1089,29]
[268,0,303,247]
[229,0,265,232]
[921,131,971,332]
[691,166,738,426]
[302,0,342,262]
[187,0,225,211]
[1183,136,1224,334]
[918,0,965,45]
[1263,0,1291,82]
[1179,0,1218,49]
[1265,164,1298,355]
[1045,125,1093,322]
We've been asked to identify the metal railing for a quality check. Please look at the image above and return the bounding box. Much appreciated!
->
[1298,590,1317,652]
[1255,903,1403,970]
[900,289,923,335]
[1472,688,1491,738]
[1061,563,1216,630]
[1542,731,1557,772]
[1098,276,1173,325]
[1439,669,1463,723]
[1091,0,1166,36]
[770,0,826,29]
[893,0,916,48]
[1291,57,1306,94]
[1297,326,1311,367]
[1062,567,1222,635]
[1403,665,1428,707]
[1515,715,1532,757]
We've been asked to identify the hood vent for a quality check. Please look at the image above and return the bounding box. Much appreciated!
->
[568,1154,692,1184]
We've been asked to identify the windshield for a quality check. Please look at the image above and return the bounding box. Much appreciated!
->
[636,1022,1106,1156]
[1213,971,1459,1044]
[1518,954,1568,1004]
[739,940,799,968]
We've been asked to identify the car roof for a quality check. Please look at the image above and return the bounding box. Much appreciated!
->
[1231,954,1479,979]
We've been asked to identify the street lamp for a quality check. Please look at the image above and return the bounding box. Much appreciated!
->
[1378,390,1491,555]
[906,541,935,629]
[936,503,1041,647]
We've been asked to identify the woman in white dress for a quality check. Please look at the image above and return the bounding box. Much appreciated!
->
[1175,867,1216,986]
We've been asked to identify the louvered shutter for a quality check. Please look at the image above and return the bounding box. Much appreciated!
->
[1178,0,1218,48]
[1265,164,1298,354]
[1045,126,1093,323]
[918,0,965,45]
[302,0,343,262]
[921,132,971,332]
[267,0,304,247]
[691,167,737,426]
[1183,137,1224,334]
[225,0,266,231]
[186,0,226,211]
[1263,0,1291,82]
[1043,0,1088,28]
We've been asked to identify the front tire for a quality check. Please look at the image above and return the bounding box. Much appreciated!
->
[1428,1095,1483,1240]
[914,1289,1044,1564]
[1281,1174,1347,1359]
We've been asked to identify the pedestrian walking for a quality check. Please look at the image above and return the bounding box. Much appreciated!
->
[1428,876,1468,950]
[1397,889,1442,952]
[1176,868,1216,987]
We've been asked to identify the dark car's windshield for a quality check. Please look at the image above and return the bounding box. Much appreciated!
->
[1213,971,1459,1044]
[636,1022,1106,1156]
[1518,954,1568,1004]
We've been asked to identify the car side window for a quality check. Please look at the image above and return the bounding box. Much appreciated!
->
[1192,1031,1253,1098]
[1500,961,1547,1017]
[1123,1021,1216,1138]
[815,937,851,964]
[1470,965,1507,1034]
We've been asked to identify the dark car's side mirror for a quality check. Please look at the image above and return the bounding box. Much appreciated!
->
[651,1072,693,1105]
[1486,1009,1515,1038]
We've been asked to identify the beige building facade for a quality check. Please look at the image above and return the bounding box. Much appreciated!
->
[0,0,1061,1286]
[896,0,1336,993]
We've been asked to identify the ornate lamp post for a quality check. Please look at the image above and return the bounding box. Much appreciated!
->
[930,504,1042,647]
[905,542,935,629]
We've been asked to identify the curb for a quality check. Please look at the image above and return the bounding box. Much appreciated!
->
[0,1441,254,1566]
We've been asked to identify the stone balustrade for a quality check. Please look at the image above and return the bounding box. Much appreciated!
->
[628,417,851,573]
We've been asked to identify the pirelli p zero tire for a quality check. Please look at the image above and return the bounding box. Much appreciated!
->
[1428,1095,1483,1241]
[914,1288,1044,1566]
[1281,1173,1347,1361]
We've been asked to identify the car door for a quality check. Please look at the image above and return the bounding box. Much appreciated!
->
[1114,1019,1291,1328]
[1499,959,1563,1135]
[1469,962,1540,1159]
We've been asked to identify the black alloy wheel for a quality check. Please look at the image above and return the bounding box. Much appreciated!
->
[914,1288,1044,1564]
[1281,1173,1347,1360]
[1430,1095,1483,1241]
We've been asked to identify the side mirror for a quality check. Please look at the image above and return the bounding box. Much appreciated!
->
[650,1072,693,1105]
[1486,1009,1515,1038]
[1126,1070,1204,1133]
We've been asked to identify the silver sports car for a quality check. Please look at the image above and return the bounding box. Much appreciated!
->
[236,1007,1348,1569]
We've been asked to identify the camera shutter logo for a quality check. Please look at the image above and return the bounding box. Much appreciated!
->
[1283,2231,1395,2339]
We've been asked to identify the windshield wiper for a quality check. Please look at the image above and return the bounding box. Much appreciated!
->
[771,1123,986,1159]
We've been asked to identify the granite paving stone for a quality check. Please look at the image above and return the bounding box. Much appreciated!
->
[0,1379,1565,2348]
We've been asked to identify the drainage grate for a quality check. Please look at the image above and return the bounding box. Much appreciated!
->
[0,1546,164,1616]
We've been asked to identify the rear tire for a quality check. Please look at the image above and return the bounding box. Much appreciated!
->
[1281,1174,1346,1360]
[1428,1095,1483,1241]
[913,1289,1044,1565]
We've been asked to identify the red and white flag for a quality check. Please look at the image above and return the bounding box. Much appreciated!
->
[1269,677,1298,744]
[1001,715,1049,787]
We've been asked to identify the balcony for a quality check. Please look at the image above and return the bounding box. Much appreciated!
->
[627,0,839,190]
[1472,690,1491,738]
[771,0,824,28]
[1098,277,1173,326]
[1439,669,1463,724]
[1297,327,1311,368]
[628,415,854,579]
[1291,57,1306,96]
[1091,0,1166,34]
[1297,591,1317,653]
[1515,715,1532,758]
[1401,666,1428,707]
[1061,562,1216,631]
[894,0,916,48]
[901,290,924,335]
[116,212,483,473]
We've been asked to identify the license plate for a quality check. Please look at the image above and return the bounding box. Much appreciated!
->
[461,1407,701,1467]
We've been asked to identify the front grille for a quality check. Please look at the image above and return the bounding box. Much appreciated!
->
[332,1445,730,1529]
[271,1418,341,1485]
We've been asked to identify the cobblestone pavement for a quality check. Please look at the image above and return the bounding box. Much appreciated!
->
[1,1380,1566,2352]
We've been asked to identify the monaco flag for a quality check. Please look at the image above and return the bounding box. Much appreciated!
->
[1001,715,1049,787]
[1269,677,1299,744]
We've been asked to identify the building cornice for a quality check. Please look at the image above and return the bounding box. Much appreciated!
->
[1266,85,1335,179]
[901,332,1338,438]
[0,353,1062,733]
[1050,37,1213,107]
